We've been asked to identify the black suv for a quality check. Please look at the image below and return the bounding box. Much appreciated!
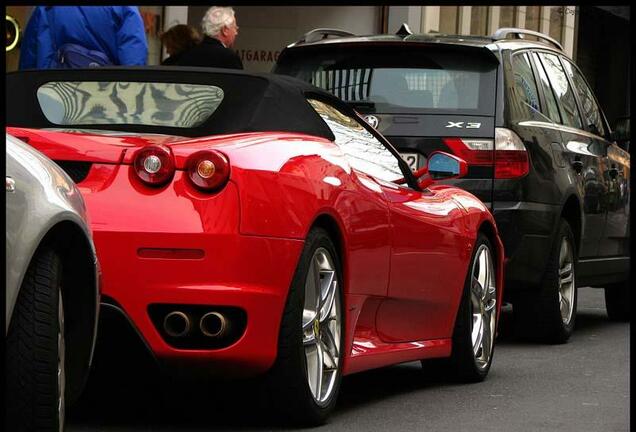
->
[275,26,630,343]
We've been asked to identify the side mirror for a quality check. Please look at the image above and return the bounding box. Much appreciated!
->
[418,151,468,189]
[428,151,468,179]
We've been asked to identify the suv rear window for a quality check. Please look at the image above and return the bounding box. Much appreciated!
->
[276,45,497,116]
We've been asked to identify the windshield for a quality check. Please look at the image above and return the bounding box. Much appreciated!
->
[276,44,497,115]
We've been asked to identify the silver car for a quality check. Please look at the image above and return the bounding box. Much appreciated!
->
[5,134,100,432]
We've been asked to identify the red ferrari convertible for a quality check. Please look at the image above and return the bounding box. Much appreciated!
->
[7,68,504,424]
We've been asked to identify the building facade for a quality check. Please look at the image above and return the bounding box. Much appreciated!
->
[5,5,629,126]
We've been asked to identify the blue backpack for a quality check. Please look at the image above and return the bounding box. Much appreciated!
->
[44,7,114,69]
[53,43,113,68]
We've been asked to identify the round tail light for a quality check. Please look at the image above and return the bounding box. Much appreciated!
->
[186,150,230,192]
[133,145,175,186]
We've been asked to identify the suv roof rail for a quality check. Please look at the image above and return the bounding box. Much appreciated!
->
[290,28,356,46]
[492,27,564,51]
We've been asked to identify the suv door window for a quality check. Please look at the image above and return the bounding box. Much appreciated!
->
[536,52,584,130]
[307,98,404,183]
[561,58,607,137]
[531,52,562,124]
[511,52,542,120]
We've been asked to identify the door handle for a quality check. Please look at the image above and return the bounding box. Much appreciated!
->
[571,160,583,174]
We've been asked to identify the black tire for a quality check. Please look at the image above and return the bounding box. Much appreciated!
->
[441,233,498,383]
[514,219,577,344]
[604,278,630,321]
[264,227,343,426]
[6,247,65,432]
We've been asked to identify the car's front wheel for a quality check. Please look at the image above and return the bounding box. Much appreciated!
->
[6,247,66,432]
[265,227,343,425]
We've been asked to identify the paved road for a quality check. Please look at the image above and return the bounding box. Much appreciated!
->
[68,287,629,432]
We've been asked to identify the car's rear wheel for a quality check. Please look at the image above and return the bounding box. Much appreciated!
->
[6,247,66,432]
[604,278,630,321]
[514,219,577,343]
[265,227,343,425]
[436,234,498,382]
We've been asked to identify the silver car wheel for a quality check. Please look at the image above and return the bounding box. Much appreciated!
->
[302,247,341,407]
[58,289,66,432]
[558,238,575,325]
[470,244,497,370]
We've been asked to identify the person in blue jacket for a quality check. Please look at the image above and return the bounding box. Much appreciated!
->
[19,6,148,69]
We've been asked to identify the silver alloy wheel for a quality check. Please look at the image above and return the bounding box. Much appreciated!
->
[302,247,341,407]
[58,290,66,432]
[470,244,497,370]
[558,237,575,325]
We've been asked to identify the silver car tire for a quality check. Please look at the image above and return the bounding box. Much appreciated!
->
[6,247,66,432]
[265,227,343,426]
[441,233,498,382]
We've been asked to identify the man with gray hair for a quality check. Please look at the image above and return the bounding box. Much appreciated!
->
[175,6,243,69]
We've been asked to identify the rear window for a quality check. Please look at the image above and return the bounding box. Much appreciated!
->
[36,81,224,128]
[8,70,335,140]
[276,45,497,115]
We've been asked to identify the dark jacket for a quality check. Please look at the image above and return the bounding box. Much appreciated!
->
[174,36,243,69]
[161,53,183,66]
[19,6,147,69]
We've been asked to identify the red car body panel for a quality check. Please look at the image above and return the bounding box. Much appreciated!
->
[7,126,504,378]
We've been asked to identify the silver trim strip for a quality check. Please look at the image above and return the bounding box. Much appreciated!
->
[518,121,608,142]
[491,201,560,212]
[578,257,630,264]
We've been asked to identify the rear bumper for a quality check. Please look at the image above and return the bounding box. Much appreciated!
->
[492,201,560,295]
[94,230,304,377]
[82,168,305,377]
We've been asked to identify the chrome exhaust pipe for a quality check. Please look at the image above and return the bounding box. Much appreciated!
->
[199,311,229,338]
[163,311,192,338]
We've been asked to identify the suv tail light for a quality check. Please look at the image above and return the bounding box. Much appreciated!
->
[443,137,494,165]
[494,128,529,179]
[442,128,529,179]
[186,150,230,192]
[134,145,175,186]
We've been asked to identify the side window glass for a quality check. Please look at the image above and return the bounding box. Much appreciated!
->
[307,99,403,182]
[511,52,541,120]
[537,52,583,130]
[561,58,606,137]
[531,52,562,124]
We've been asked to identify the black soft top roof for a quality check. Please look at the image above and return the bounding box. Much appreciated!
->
[6,66,338,141]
